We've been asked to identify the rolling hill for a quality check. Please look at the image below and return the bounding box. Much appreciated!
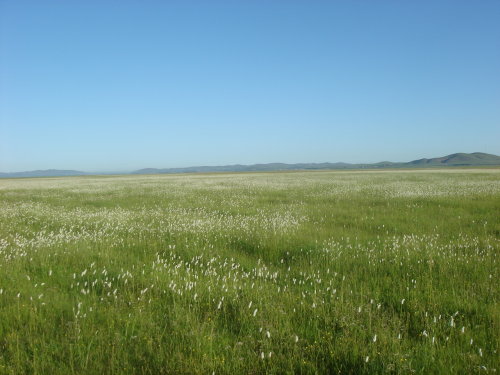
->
[0,169,87,178]
[1,153,499,178]
[407,152,500,166]
[132,152,500,174]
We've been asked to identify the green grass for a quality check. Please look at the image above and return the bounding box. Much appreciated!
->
[0,170,499,374]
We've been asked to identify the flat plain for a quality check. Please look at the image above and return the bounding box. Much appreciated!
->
[0,169,499,374]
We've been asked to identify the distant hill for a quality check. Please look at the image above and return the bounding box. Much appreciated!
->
[132,162,356,175]
[132,152,500,175]
[0,169,87,178]
[1,153,499,178]
[407,152,500,166]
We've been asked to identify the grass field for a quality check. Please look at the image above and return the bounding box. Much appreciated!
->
[0,170,499,374]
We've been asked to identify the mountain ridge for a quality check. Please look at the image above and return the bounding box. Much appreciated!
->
[131,152,500,174]
[0,169,88,178]
[1,152,499,178]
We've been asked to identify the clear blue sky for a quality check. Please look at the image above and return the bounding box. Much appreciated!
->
[1,1,499,172]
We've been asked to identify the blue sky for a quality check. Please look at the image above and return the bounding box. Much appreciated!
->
[1,1,499,172]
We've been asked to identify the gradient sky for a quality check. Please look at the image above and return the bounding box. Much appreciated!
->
[1,1,499,172]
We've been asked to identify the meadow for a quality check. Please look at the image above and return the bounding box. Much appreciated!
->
[0,169,498,374]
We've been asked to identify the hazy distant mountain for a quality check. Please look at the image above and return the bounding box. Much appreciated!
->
[132,162,356,175]
[0,169,87,178]
[132,152,500,175]
[1,153,499,178]
[407,152,500,166]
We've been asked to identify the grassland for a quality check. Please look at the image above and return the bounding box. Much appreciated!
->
[0,170,499,374]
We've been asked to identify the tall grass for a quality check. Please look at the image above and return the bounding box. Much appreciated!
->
[0,170,498,374]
